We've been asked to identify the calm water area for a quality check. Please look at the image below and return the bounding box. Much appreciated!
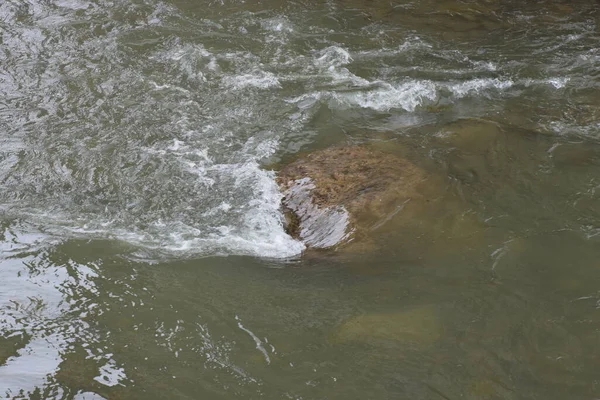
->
[1,0,600,398]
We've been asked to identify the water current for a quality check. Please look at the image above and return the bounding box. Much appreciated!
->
[1,0,599,398]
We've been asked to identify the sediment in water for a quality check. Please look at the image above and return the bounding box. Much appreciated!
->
[331,305,442,347]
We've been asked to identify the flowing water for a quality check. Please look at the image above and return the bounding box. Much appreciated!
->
[1,0,600,398]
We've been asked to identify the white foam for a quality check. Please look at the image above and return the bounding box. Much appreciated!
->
[72,135,304,258]
[398,36,432,52]
[327,67,371,86]
[522,77,570,89]
[546,120,600,139]
[6,2,576,264]
[73,392,107,400]
[235,163,306,257]
[288,75,572,114]
[261,17,294,33]
[447,78,514,98]
[331,80,438,112]
[471,60,498,72]
[202,202,232,217]
[54,0,91,10]
[223,70,281,90]
[546,77,569,89]
[315,46,352,67]
[155,44,215,82]
[54,160,306,259]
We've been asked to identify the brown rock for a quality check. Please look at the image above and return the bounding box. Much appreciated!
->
[276,145,430,249]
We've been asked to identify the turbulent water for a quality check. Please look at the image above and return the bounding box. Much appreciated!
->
[1,0,600,399]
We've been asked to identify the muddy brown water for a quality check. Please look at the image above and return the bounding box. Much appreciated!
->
[1,0,600,399]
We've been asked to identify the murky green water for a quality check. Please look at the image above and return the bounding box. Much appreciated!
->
[1,0,600,398]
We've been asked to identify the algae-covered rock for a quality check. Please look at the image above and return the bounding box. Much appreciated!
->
[277,146,429,249]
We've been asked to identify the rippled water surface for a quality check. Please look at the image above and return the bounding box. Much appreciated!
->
[1,0,600,398]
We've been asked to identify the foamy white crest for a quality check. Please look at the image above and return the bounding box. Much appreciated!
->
[547,120,600,139]
[54,0,91,10]
[201,202,232,217]
[353,37,432,60]
[41,134,305,259]
[73,392,107,400]
[261,17,294,33]
[398,36,432,52]
[237,163,306,257]
[327,67,370,86]
[288,75,553,113]
[315,46,352,67]
[471,60,498,71]
[223,70,281,89]
[447,78,514,98]
[155,44,215,82]
[113,161,305,259]
[546,77,569,89]
[242,137,280,160]
[292,93,322,109]
[521,77,570,89]
[332,80,438,112]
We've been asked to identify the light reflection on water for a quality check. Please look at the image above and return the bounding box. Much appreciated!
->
[1,0,600,398]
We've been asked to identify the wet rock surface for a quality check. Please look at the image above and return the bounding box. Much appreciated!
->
[276,118,558,254]
[276,145,430,249]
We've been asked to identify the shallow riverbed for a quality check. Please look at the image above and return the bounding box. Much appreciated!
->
[1,0,600,398]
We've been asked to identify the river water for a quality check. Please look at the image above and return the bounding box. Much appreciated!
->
[1,0,600,398]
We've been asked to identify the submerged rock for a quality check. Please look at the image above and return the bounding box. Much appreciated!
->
[277,146,429,249]
[331,305,442,347]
